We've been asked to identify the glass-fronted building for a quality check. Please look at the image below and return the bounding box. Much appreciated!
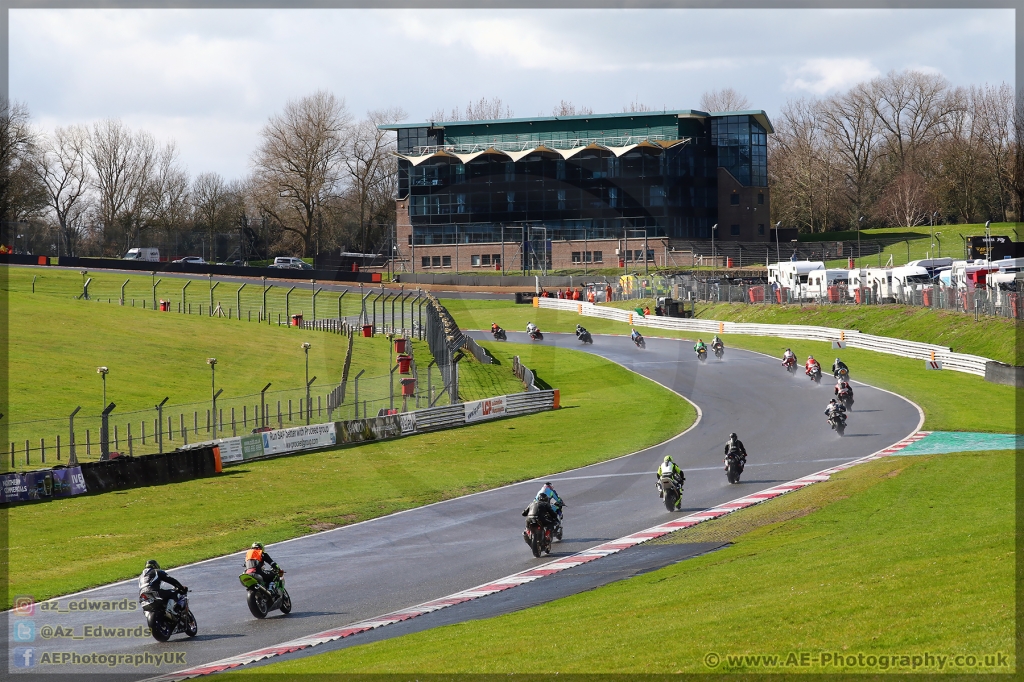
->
[382,109,772,271]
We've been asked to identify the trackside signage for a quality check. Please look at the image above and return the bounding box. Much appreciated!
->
[262,423,337,456]
[464,396,506,423]
[215,434,265,463]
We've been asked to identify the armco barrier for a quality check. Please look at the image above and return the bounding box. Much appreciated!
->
[537,298,994,377]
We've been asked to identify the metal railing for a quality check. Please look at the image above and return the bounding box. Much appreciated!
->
[411,134,677,155]
[535,297,994,376]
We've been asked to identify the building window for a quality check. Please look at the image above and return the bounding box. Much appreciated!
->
[442,255,452,268]
[505,163,515,181]
[572,252,582,263]
[593,251,603,263]
[557,189,566,210]
[471,254,481,267]
[431,256,441,267]
[758,193,764,205]
[421,256,430,268]
[758,223,765,235]
[646,249,655,261]
[609,187,619,208]
[507,191,515,212]
[408,235,412,245]
[730,224,741,236]
[730,193,740,206]
[456,194,466,213]
[492,254,501,265]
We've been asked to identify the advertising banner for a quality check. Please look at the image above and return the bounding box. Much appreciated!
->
[217,437,244,463]
[337,416,401,444]
[464,396,506,423]
[261,422,336,457]
[51,467,88,498]
[216,434,266,463]
[399,412,417,435]
[0,470,57,504]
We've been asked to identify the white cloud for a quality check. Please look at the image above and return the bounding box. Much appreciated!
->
[784,58,882,95]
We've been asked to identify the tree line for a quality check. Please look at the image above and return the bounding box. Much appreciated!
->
[1,75,1020,260]
[0,91,403,259]
[768,70,1023,231]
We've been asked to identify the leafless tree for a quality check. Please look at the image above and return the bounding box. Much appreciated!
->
[251,90,350,256]
[33,124,91,255]
[344,107,405,253]
[88,119,160,254]
[0,98,46,236]
[869,70,961,176]
[622,98,654,113]
[192,171,230,260]
[1011,88,1024,222]
[819,83,881,227]
[879,170,932,227]
[552,100,593,116]
[431,97,514,122]
[700,88,751,113]
[149,143,191,246]
[972,83,1016,221]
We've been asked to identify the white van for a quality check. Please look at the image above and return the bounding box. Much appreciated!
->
[123,247,160,262]
[891,266,932,302]
[270,257,313,270]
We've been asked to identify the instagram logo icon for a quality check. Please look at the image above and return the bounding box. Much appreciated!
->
[12,596,35,617]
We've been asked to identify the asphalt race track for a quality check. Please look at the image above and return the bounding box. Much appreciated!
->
[8,332,921,679]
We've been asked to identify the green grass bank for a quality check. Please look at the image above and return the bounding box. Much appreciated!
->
[6,342,695,607]
[236,448,1013,675]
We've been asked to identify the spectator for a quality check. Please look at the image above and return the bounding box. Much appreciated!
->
[587,289,596,303]
[606,285,613,302]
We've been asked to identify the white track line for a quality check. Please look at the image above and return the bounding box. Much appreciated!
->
[144,430,929,681]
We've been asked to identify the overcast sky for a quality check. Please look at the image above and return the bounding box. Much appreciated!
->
[10,8,1014,180]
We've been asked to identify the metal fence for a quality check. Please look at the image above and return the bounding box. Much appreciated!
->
[423,293,466,405]
[535,297,993,376]
[669,275,1023,321]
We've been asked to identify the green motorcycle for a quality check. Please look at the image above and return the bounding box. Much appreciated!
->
[238,567,292,619]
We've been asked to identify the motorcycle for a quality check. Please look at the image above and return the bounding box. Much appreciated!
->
[576,329,593,344]
[696,347,708,363]
[657,475,683,512]
[834,366,850,381]
[632,334,646,349]
[529,329,544,341]
[725,451,745,484]
[492,327,507,341]
[239,567,292,619]
[783,356,798,374]
[522,500,555,557]
[806,364,822,384]
[138,590,197,642]
[828,410,847,436]
[713,343,724,360]
[837,385,854,411]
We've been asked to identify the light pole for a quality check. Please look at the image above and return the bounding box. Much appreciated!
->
[774,221,781,264]
[984,220,991,267]
[207,358,218,438]
[710,224,718,270]
[929,212,938,259]
[97,367,109,409]
[857,216,864,266]
[302,342,311,424]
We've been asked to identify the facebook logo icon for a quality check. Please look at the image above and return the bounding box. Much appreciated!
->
[12,620,35,642]
[13,647,36,668]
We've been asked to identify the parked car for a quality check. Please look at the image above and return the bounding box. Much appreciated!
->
[269,257,313,270]
[173,256,206,265]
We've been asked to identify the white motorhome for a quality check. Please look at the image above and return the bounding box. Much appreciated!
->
[803,269,849,300]
[890,265,932,303]
[950,259,999,291]
[988,271,1020,308]
[768,261,824,296]
[847,268,897,301]
[993,257,1024,273]
[123,247,160,262]
[905,257,953,278]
